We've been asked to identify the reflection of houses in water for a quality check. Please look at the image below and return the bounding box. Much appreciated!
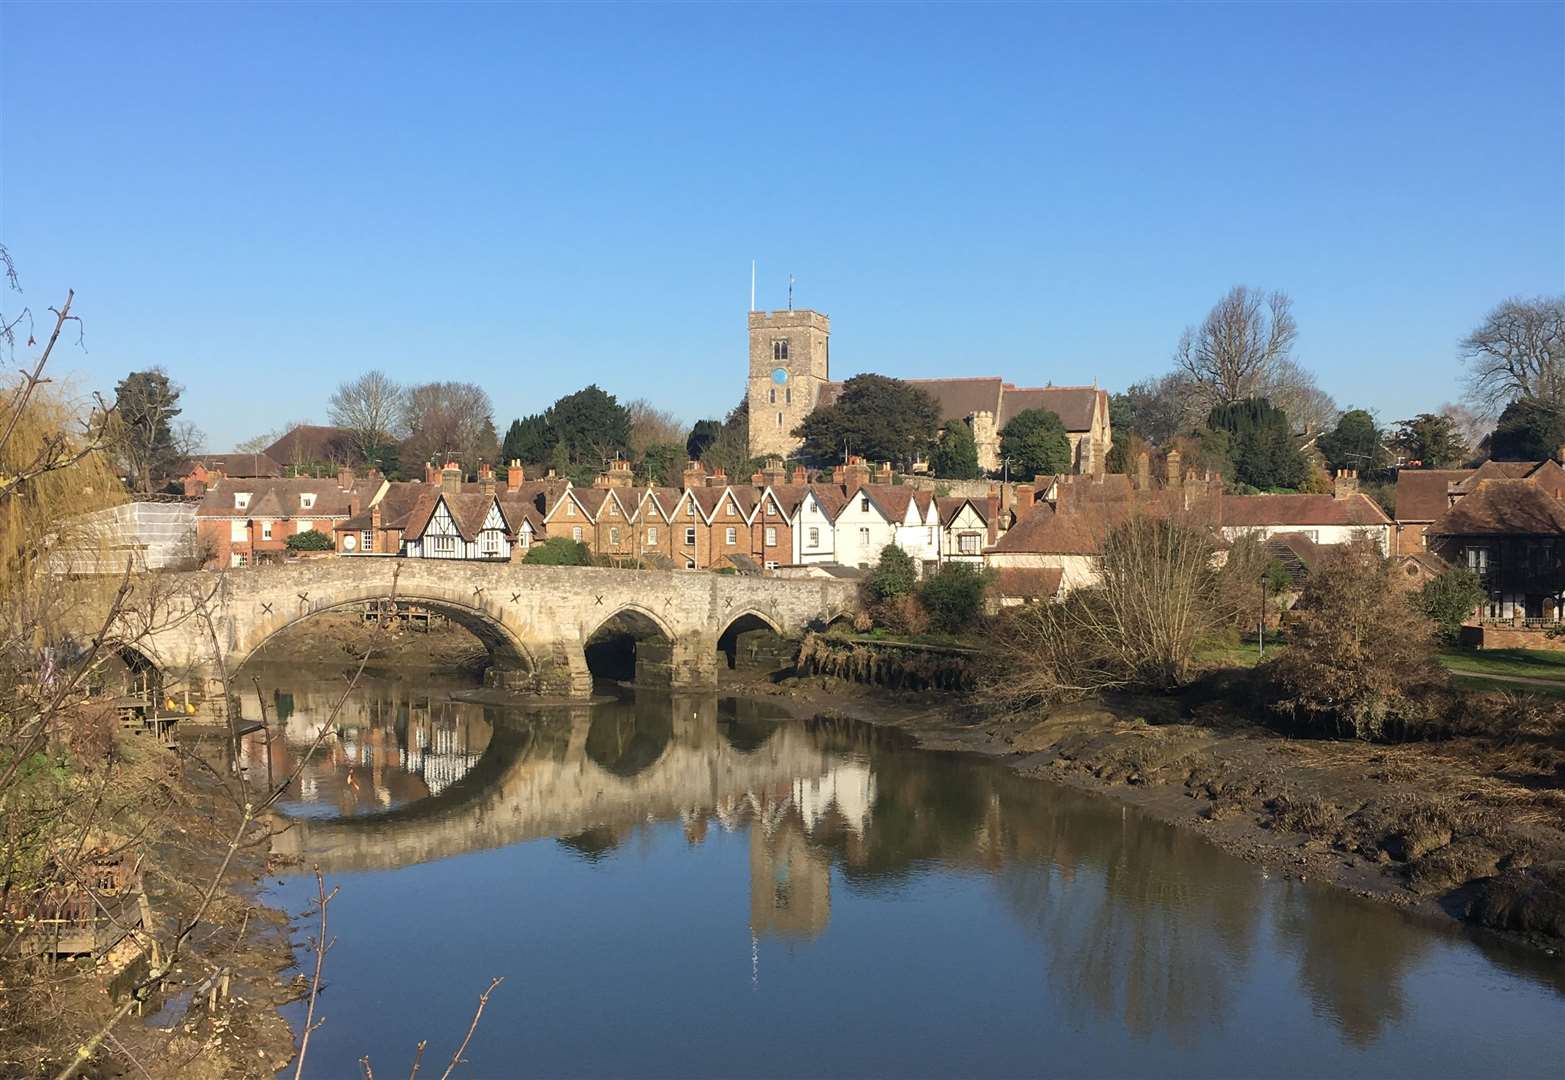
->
[238,676,492,814]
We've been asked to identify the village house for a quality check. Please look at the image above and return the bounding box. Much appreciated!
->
[195,468,385,567]
[177,452,283,497]
[1220,470,1392,553]
[1393,457,1565,555]
[400,489,522,560]
[1427,478,1565,637]
[937,496,996,564]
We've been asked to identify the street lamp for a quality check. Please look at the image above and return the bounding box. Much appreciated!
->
[1258,572,1267,659]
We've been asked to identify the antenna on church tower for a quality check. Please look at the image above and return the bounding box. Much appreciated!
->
[750,260,756,313]
[788,274,794,311]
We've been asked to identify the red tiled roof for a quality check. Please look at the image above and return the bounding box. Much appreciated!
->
[195,477,359,519]
[262,425,357,467]
[180,452,283,478]
[1394,469,1470,522]
[1221,493,1390,528]
[1431,479,1565,536]
[1451,460,1538,494]
[993,567,1064,600]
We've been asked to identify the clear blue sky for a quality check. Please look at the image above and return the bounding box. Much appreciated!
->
[2,2,1561,449]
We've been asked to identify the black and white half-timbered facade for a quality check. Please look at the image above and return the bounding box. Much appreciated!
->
[402,492,525,561]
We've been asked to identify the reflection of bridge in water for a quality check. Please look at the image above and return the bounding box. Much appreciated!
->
[267,691,868,879]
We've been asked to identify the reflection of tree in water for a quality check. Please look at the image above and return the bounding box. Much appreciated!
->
[997,803,1260,1045]
[1272,882,1428,1047]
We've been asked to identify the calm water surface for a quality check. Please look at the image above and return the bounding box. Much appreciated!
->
[248,667,1565,1079]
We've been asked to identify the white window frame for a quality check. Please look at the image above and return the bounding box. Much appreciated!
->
[609,526,621,545]
[725,527,737,545]
[432,534,457,556]
[362,529,373,551]
[230,520,247,542]
[572,525,583,542]
[480,531,502,557]
[234,493,250,510]
[646,526,658,544]
[808,527,820,547]
[958,532,981,555]
[297,519,312,534]
[765,527,777,547]
[261,521,273,541]
[300,493,316,509]
[684,526,697,545]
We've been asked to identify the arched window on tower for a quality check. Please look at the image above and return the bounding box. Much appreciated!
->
[777,412,783,428]
[769,388,776,404]
[772,339,789,362]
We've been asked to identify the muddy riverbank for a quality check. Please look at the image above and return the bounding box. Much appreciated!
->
[730,669,1565,953]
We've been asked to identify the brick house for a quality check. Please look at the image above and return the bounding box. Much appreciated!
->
[196,469,384,567]
[177,452,282,497]
[1427,478,1565,632]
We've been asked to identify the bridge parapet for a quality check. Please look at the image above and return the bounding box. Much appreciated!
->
[81,562,859,698]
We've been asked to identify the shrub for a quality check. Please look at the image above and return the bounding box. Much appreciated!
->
[285,529,333,551]
[875,594,931,636]
[523,537,593,565]
[918,563,992,633]
[865,544,917,602]
[1266,538,1446,739]
[1417,568,1484,645]
[984,514,1223,706]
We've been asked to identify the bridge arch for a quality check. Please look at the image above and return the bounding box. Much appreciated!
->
[234,592,538,682]
[583,604,677,685]
[715,609,787,671]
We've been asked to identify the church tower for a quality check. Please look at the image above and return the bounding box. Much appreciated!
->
[747,309,829,461]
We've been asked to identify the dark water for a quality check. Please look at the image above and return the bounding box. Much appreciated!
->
[248,668,1565,1079]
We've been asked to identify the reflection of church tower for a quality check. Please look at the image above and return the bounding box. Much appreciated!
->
[747,309,830,460]
[748,819,830,939]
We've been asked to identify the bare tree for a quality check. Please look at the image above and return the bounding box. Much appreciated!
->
[401,382,498,472]
[1262,357,1338,433]
[1437,402,1490,456]
[328,370,407,464]
[624,398,685,457]
[1460,295,1565,413]
[1175,286,1299,407]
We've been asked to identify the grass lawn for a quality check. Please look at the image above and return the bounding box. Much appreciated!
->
[1438,647,1565,681]
[1193,637,1278,669]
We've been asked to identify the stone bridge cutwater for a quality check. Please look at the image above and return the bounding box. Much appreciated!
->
[99,560,859,697]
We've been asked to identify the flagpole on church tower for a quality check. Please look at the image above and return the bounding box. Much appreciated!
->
[750,261,756,313]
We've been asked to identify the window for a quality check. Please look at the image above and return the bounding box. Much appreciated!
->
[687,501,695,516]
[765,527,777,547]
[777,412,783,428]
[362,529,373,551]
[609,527,621,545]
[765,560,778,570]
[959,532,981,555]
[566,501,575,516]
[1301,529,1319,542]
[297,519,312,534]
[725,527,737,545]
[808,527,820,547]
[233,493,250,510]
[481,531,501,556]
[685,558,696,569]
[860,496,870,512]
[766,502,775,516]
[1467,546,1489,572]
[646,526,658,544]
[859,527,870,545]
[230,520,247,542]
[684,526,697,545]
[432,534,456,556]
[231,552,247,567]
[261,521,273,541]
[772,339,789,362]
[927,527,935,544]
[300,493,316,509]
[572,526,583,541]
[769,387,776,404]
[785,387,791,405]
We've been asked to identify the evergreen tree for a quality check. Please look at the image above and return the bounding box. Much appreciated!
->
[999,408,1072,478]
[1489,398,1565,461]
[929,421,981,479]
[1206,398,1306,489]
[113,368,184,493]
[545,385,630,467]
[1318,408,1385,472]
[500,414,554,466]
[792,374,940,468]
[685,418,723,461]
[1391,413,1470,469]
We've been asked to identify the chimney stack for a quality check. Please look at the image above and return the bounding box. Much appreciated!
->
[441,462,462,496]
[479,463,495,495]
[1135,451,1151,492]
[1333,468,1359,500]
[750,467,767,486]
[607,457,633,488]
[683,460,706,491]
[763,457,787,486]
[1016,483,1035,512]
[425,461,439,485]
[369,502,382,553]
[507,460,524,492]
[337,466,355,491]
[844,457,871,492]
[873,461,893,485]
[832,464,846,486]
[791,465,809,485]
[708,466,727,488]
[1165,449,1183,488]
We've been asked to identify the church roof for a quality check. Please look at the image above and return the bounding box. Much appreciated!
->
[813,377,1101,433]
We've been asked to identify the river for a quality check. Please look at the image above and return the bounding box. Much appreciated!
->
[246,666,1565,1078]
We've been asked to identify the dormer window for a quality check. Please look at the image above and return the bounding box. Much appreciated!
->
[234,493,250,511]
[300,493,316,510]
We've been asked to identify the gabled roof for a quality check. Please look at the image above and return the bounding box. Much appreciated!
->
[633,486,683,522]
[805,484,848,521]
[262,425,357,467]
[1221,493,1391,528]
[546,487,603,522]
[195,477,360,519]
[180,452,282,478]
[1394,469,1471,522]
[938,496,988,527]
[397,489,444,540]
[1431,479,1565,536]
[1451,459,1539,494]
[762,484,810,518]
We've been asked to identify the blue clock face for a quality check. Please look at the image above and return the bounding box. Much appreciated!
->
[771,368,789,385]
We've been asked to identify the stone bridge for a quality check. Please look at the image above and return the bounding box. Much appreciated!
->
[268,695,837,873]
[96,560,858,697]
